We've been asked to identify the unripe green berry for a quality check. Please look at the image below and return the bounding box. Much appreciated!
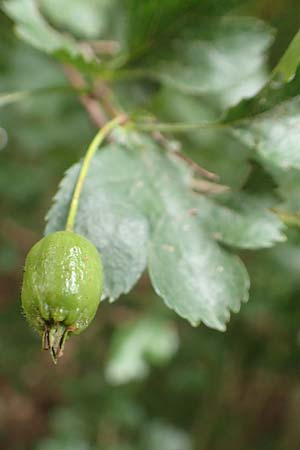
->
[21,230,103,363]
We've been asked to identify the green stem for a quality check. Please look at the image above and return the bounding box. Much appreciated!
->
[272,28,300,81]
[66,116,125,231]
[0,85,87,108]
[135,120,225,133]
[272,208,300,228]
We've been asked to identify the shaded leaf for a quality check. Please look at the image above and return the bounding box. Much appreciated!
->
[224,65,300,122]
[141,421,192,450]
[105,317,178,384]
[221,62,300,170]
[125,0,254,57]
[196,193,286,249]
[147,17,273,107]
[264,163,300,224]
[275,169,300,214]
[231,97,300,169]
[150,87,252,189]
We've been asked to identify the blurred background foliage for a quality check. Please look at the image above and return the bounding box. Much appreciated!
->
[1,1,300,449]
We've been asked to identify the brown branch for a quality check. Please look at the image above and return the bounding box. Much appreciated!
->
[93,82,120,119]
[80,40,121,56]
[191,179,230,195]
[64,65,219,186]
[173,150,219,181]
[63,65,107,128]
[152,130,181,151]
[152,130,219,181]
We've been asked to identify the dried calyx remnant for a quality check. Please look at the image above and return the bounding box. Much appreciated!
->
[21,231,103,364]
[42,322,73,364]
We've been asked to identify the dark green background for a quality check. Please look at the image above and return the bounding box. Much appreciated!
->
[1,1,300,449]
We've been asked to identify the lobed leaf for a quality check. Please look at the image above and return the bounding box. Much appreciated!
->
[45,145,149,301]
[76,198,149,301]
[146,17,273,108]
[149,211,249,330]
[46,131,251,330]
[196,193,286,249]
[231,98,300,170]
[222,63,300,171]
[223,65,300,122]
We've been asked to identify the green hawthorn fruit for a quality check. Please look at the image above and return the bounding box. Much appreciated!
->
[21,230,103,363]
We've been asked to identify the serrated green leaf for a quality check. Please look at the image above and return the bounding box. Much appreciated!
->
[105,317,178,384]
[149,211,249,330]
[231,97,300,169]
[75,198,149,301]
[264,164,300,216]
[146,17,273,107]
[45,151,149,301]
[45,132,192,300]
[221,63,300,170]
[46,130,250,329]
[223,66,300,123]
[196,193,286,249]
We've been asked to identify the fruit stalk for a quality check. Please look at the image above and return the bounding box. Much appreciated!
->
[66,115,127,232]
